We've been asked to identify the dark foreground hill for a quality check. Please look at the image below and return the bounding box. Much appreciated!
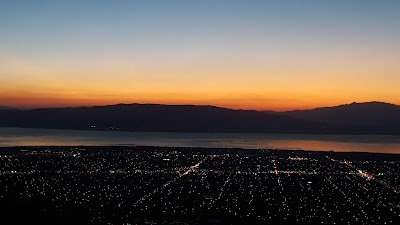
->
[0,102,399,134]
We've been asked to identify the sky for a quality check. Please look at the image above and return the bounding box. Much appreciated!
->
[1,0,399,111]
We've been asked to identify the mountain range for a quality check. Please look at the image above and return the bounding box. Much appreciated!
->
[0,101,399,135]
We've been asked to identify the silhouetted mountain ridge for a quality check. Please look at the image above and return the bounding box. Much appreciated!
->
[0,106,16,110]
[281,101,400,134]
[0,103,326,133]
[0,102,399,134]
[286,101,398,113]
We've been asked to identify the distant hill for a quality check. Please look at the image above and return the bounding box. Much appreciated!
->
[281,102,400,134]
[0,106,15,110]
[0,102,399,134]
[0,104,328,134]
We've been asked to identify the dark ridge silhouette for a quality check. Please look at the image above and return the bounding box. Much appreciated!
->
[281,101,400,134]
[0,103,330,134]
[0,102,399,134]
[0,106,15,110]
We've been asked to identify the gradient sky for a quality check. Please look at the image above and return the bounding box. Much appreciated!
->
[1,0,400,111]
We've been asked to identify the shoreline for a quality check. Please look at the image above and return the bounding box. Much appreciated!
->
[2,145,400,158]
[2,127,400,154]
[2,126,400,137]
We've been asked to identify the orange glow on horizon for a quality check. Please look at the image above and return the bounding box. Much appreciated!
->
[1,1,400,112]
[1,50,399,111]
[1,89,399,112]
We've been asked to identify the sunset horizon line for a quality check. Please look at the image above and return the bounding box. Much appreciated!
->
[2,100,397,112]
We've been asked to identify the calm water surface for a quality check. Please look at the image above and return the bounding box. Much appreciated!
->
[1,127,400,154]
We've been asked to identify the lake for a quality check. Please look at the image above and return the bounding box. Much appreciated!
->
[1,127,400,154]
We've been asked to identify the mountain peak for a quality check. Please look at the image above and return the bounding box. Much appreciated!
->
[283,101,400,133]
[309,101,398,111]
[347,101,395,106]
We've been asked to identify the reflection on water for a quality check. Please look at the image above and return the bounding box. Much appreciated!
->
[1,127,400,154]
